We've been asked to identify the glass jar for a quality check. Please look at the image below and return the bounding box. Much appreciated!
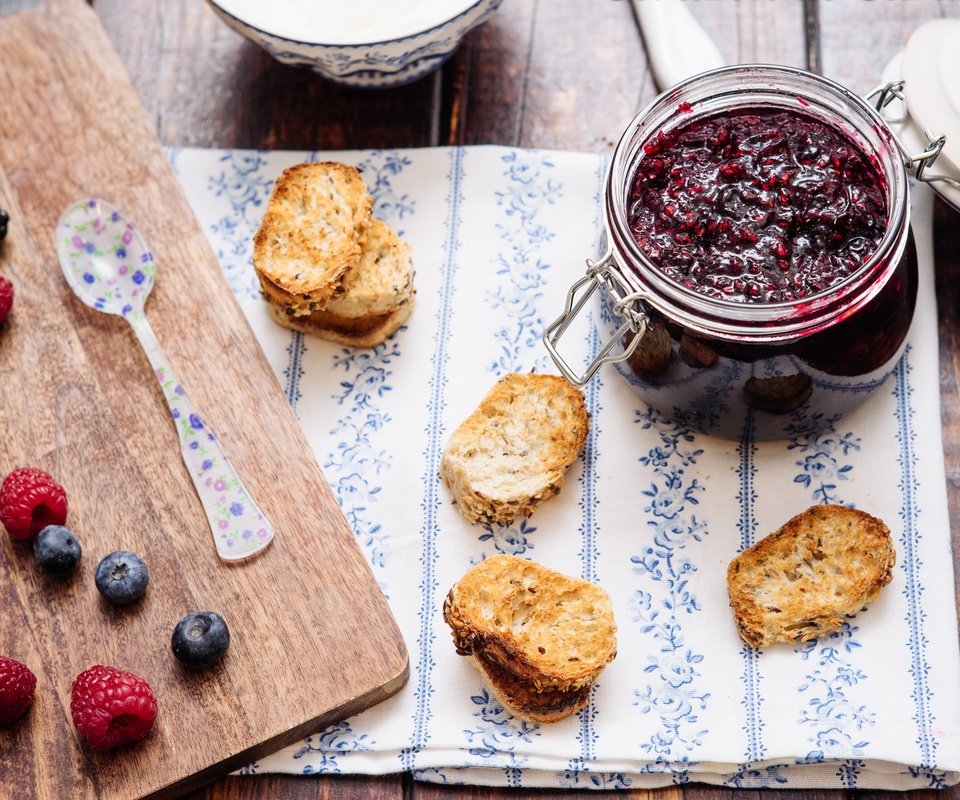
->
[544,64,918,440]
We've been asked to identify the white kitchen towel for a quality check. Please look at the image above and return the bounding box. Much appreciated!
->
[172,145,960,790]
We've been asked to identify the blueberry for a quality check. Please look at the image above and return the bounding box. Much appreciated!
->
[94,550,149,605]
[0,208,8,240]
[171,611,230,669]
[33,525,82,575]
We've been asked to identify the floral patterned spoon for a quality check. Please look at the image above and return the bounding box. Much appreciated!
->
[55,198,274,562]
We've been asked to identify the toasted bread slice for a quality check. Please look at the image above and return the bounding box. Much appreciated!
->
[440,373,589,525]
[727,504,896,648]
[469,655,591,723]
[258,271,326,317]
[325,218,415,319]
[443,555,617,691]
[268,295,414,348]
[253,162,372,308]
[261,218,414,320]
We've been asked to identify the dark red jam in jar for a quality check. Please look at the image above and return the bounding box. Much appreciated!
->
[544,66,916,440]
[627,109,888,304]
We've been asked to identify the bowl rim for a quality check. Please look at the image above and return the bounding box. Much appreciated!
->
[206,0,491,48]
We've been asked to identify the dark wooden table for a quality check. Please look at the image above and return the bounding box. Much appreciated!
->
[4,0,959,798]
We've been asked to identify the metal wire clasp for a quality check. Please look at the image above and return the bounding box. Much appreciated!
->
[542,249,649,386]
[868,80,960,192]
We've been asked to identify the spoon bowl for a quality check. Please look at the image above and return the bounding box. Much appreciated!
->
[57,199,156,318]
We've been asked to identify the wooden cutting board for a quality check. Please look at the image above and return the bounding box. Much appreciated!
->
[0,1,408,798]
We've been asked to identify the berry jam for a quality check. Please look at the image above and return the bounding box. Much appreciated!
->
[627,108,888,303]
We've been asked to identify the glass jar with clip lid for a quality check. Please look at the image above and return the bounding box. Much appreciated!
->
[544,64,954,440]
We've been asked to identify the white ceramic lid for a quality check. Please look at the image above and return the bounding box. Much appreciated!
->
[896,19,960,210]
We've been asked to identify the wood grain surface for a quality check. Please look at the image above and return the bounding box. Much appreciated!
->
[0,2,407,798]
[1,0,959,800]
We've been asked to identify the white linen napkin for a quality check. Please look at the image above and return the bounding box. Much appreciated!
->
[172,145,960,790]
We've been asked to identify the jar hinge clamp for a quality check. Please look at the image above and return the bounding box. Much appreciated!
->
[542,249,649,386]
[868,80,960,192]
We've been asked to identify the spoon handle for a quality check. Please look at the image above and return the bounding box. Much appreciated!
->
[126,311,274,561]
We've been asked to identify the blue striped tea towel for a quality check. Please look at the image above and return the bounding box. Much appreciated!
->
[173,145,960,790]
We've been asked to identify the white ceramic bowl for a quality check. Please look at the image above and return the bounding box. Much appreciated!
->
[206,0,503,88]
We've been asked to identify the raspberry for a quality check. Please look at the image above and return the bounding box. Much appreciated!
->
[0,656,37,724]
[0,275,13,323]
[70,665,158,750]
[0,467,68,540]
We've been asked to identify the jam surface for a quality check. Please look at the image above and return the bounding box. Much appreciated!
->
[628,108,888,303]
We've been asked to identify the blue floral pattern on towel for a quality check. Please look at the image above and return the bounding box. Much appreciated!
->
[894,348,939,769]
[787,414,874,785]
[477,519,537,556]
[735,412,766,764]
[357,151,416,231]
[788,410,861,504]
[206,151,275,300]
[327,340,403,572]
[291,722,376,774]
[464,688,540,766]
[631,408,709,780]
[487,150,561,377]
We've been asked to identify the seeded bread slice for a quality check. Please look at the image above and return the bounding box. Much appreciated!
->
[443,554,617,691]
[268,295,413,348]
[325,218,415,319]
[253,162,373,309]
[258,271,329,318]
[468,654,592,723]
[440,373,589,526]
[727,504,896,648]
